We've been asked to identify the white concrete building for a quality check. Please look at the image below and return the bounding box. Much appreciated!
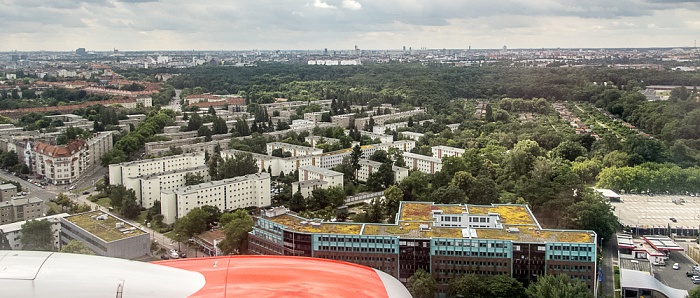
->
[298,165,343,188]
[0,213,69,250]
[357,131,394,144]
[123,165,210,208]
[304,136,341,148]
[291,179,329,198]
[403,152,443,174]
[356,159,410,183]
[400,131,425,141]
[432,146,466,159]
[109,152,206,187]
[161,173,271,224]
[266,142,324,157]
[0,196,45,225]
[87,131,114,171]
[373,121,409,134]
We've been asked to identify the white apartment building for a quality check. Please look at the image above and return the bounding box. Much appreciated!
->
[161,173,271,224]
[266,142,323,157]
[0,213,69,250]
[291,179,329,198]
[403,152,443,174]
[304,136,340,148]
[33,140,89,185]
[0,196,45,225]
[357,131,394,144]
[123,165,210,208]
[356,159,410,183]
[109,152,206,186]
[223,140,417,177]
[298,166,343,188]
[400,131,425,141]
[373,121,409,134]
[87,131,114,171]
[432,146,466,159]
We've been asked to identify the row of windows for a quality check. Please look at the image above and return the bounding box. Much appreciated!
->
[549,245,593,252]
[435,272,508,282]
[436,260,509,267]
[319,255,396,263]
[317,246,395,253]
[549,255,593,261]
[435,250,508,258]
[434,241,505,248]
[320,237,395,244]
[549,265,593,271]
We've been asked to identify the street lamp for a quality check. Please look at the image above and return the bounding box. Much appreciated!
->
[176,233,181,252]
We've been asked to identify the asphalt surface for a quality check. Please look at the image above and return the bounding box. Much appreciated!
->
[601,237,617,297]
[653,250,700,292]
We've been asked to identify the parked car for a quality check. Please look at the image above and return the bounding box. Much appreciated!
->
[160,254,169,260]
[179,252,187,258]
[169,251,180,259]
[673,263,680,270]
[652,261,666,266]
[686,271,695,277]
[68,185,76,190]
[83,191,90,195]
[693,276,700,284]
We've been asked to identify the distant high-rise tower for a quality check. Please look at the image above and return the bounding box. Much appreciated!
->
[76,48,86,55]
[403,46,406,52]
[324,48,328,55]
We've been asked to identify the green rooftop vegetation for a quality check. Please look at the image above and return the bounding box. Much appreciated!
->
[66,211,145,242]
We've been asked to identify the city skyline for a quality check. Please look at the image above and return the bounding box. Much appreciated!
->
[2,0,699,51]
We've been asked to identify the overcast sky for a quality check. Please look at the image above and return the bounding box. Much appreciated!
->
[2,0,699,51]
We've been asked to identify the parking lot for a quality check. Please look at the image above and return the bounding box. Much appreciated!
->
[612,194,700,232]
[653,250,700,291]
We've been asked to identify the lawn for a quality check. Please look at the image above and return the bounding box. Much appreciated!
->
[95,197,111,208]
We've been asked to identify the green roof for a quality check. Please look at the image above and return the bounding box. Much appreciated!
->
[65,211,146,242]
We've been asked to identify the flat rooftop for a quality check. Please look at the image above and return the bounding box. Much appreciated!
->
[611,194,700,228]
[263,202,594,243]
[64,211,146,242]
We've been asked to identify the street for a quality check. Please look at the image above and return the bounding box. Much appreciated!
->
[0,167,202,260]
[601,237,617,297]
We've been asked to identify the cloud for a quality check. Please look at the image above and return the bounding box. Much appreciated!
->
[313,0,336,9]
[341,0,361,10]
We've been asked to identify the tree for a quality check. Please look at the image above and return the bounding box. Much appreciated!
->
[187,112,203,131]
[217,152,259,179]
[185,172,206,186]
[566,189,618,242]
[60,240,95,255]
[689,287,700,298]
[218,209,254,255]
[173,207,209,238]
[121,191,141,219]
[212,117,228,135]
[20,220,54,251]
[552,140,588,162]
[289,191,306,212]
[208,106,217,115]
[448,274,488,298]
[384,185,403,223]
[430,184,466,204]
[0,231,11,250]
[200,205,222,227]
[526,274,592,298]
[369,150,391,163]
[407,269,436,298]
[350,144,364,181]
[198,125,213,142]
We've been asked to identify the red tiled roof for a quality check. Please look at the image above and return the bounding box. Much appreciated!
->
[34,139,87,158]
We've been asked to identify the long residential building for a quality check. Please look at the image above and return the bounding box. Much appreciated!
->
[266,142,324,157]
[0,213,69,250]
[109,152,206,187]
[403,152,443,174]
[221,140,416,177]
[161,173,271,224]
[123,165,211,208]
[432,146,466,159]
[249,202,598,293]
[356,159,409,183]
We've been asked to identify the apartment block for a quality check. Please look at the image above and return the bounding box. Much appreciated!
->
[161,173,271,224]
[432,146,466,159]
[33,139,89,185]
[403,152,442,174]
[373,121,409,134]
[123,165,211,208]
[298,166,343,188]
[400,131,424,141]
[87,131,114,171]
[60,211,150,259]
[291,179,329,198]
[304,136,341,148]
[109,152,206,187]
[0,213,69,250]
[356,131,394,144]
[0,197,45,224]
[266,142,324,157]
[249,202,597,291]
[0,184,17,201]
[356,159,409,183]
